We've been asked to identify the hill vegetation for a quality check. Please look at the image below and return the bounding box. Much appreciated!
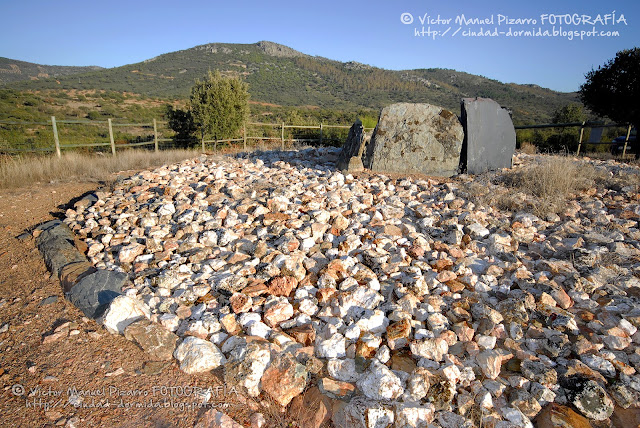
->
[3,41,578,125]
[0,57,102,85]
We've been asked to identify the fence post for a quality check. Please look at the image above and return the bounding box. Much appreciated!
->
[153,119,158,153]
[622,124,632,158]
[51,116,61,158]
[243,124,247,151]
[281,122,285,151]
[107,118,116,156]
[319,122,323,146]
[576,121,586,155]
[201,129,205,153]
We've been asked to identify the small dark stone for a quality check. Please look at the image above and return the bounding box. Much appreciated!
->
[39,296,58,306]
[16,232,31,241]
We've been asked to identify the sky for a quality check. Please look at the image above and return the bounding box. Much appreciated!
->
[1,0,638,93]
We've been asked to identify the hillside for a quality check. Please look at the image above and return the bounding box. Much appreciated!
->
[3,41,577,123]
[0,57,102,85]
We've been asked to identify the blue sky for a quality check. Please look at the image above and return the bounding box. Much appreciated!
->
[1,0,637,93]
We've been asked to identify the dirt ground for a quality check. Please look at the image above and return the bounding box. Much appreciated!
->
[0,180,256,428]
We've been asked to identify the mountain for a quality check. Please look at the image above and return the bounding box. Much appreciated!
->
[2,41,577,123]
[0,57,103,85]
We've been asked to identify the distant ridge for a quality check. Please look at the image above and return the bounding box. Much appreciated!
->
[2,41,577,123]
[0,57,102,85]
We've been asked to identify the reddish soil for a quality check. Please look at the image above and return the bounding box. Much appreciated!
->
[0,182,254,428]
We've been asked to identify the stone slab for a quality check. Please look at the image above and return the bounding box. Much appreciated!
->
[364,103,464,177]
[461,97,516,174]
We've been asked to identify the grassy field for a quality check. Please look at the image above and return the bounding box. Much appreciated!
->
[0,150,200,189]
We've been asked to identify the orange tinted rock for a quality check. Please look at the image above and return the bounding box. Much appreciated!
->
[534,403,593,428]
[268,276,298,297]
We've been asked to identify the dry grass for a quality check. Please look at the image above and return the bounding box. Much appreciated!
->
[0,150,201,189]
[465,155,609,217]
[518,141,537,154]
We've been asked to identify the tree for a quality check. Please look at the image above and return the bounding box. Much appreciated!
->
[544,103,587,152]
[552,103,586,125]
[166,105,197,148]
[189,70,249,140]
[579,47,640,156]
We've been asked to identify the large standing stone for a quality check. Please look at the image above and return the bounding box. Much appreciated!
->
[363,103,464,177]
[337,119,368,172]
[460,97,515,174]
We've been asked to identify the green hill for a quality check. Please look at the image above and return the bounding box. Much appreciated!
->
[3,41,577,124]
[0,57,102,85]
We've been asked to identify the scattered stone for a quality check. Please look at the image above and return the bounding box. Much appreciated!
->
[174,337,225,374]
[224,341,271,397]
[318,377,356,401]
[534,403,592,428]
[561,375,614,421]
[39,296,58,306]
[57,147,640,427]
[288,386,332,428]
[356,360,404,400]
[100,295,150,335]
[124,319,178,361]
[194,410,244,428]
[260,353,308,406]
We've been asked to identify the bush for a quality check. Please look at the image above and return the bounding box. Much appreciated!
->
[166,105,198,148]
[189,70,250,140]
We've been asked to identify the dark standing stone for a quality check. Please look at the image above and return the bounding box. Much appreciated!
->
[460,97,516,174]
[364,103,464,177]
[337,119,368,172]
[68,269,127,318]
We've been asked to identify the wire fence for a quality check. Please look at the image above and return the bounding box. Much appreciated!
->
[0,115,634,158]
[515,121,634,156]
[0,116,375,157]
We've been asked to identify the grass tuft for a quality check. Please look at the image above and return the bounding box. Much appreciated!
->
[465,155,610,217]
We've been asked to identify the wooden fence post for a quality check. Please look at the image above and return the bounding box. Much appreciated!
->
[319,122,323,146]
[281,122,285,151]
[201,129,205,153]
[51,116,61,158]
[243,124,247,151]
[622,124,632,158]
[576,121,585,155]
[107,118,116,156]
[153,119,158,153]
